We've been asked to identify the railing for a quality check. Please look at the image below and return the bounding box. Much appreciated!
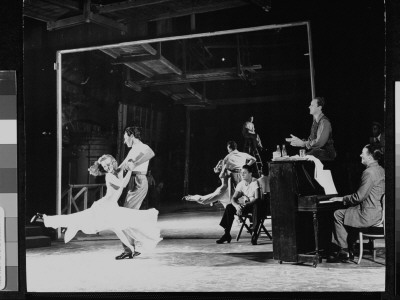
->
[61,184,106,214]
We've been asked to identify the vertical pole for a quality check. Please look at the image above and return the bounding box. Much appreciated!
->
[183,108,191,195]
[307,22,316,99]
[150,108,154,149]
[87,141,91,184]
[84,188,88,210]
[68,188,72,215]
[145,108,149,141]
[56,51,62,239]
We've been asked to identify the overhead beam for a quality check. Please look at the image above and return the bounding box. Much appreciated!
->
[47,14,87,31]
[47,12,127,32]
[158,56,183,75]
[23,9,55,22]
[42,0,127,32]
[102,48,156,78]
[212,94,297,106]
[149,0,248,21]
[125,80,142,92]
[40,0,81,11]
[89,13,128,32]
[112,53,161,64]
[127,70,238,87]
[126,62,155,78]
[247,0,272,12]
[96,0,174,14]
[126,66,263,87]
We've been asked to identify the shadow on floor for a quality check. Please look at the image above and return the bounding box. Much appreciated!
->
[226,251,274,263]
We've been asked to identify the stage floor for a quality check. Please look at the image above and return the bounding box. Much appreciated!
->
[26,202,385,293]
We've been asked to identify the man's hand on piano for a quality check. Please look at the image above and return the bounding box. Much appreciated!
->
[329,197,344,202]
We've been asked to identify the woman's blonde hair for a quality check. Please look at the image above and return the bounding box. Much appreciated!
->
[88,154,118,176]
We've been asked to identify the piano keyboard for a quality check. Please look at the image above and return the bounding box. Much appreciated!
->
[298,194,341,212]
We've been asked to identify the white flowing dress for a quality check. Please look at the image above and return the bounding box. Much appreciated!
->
[43,172,162,250]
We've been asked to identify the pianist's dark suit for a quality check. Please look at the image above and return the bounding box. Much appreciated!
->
[332,161,385,249]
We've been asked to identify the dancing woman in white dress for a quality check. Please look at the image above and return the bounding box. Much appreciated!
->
[30,154,162,259]
[182,159,231,207]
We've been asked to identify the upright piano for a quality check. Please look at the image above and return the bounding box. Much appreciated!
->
[268,160,343,267]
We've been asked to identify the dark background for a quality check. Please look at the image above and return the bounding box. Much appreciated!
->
[23,0,385,215]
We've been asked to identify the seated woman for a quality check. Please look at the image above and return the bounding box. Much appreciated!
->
[182,159,231,207]
[328,144,384,262]
[30,154,162,259]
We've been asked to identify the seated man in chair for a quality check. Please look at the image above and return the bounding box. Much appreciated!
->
[216,164,265,245]
[327,144,385,262]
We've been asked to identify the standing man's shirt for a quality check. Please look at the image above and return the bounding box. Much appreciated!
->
[223,150,255,172]
[305,113,336,161]
[125,142,151,173]
[306,113,332,149]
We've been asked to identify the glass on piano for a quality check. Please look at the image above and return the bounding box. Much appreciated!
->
[299,149,306,158]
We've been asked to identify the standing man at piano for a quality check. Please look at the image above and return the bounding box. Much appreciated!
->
[328,144,384,262]
[286,97,336,161]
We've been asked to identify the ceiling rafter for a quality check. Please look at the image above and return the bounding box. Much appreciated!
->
[25,0,128,32]
[23,9,56,23]
[40,0,81,11]
[95,0,174,14]
[149,0,248,21]
[126,65,262,88]
[247,0,272,12]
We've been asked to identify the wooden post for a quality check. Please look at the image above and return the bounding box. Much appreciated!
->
[68,188,72,214]
[183,107,191,195]
[84,188,88,210]
[56,51,62,239]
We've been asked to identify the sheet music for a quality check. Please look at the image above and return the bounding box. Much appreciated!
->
[0,207,5,290]
[306,155,338,194]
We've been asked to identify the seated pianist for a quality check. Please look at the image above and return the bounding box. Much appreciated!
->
[216,164,266,245]
[285,97,336,162]
[327,144,385,262]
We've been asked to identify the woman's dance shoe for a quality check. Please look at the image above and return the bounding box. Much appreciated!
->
[30,213,43,223]
[64,227,79,243]
[115,251,141,260]
[182,195,192,201]
[216,234,232,244]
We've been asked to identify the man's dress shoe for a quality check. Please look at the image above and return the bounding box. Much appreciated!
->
[115,251,141,260]
[326,249,351,263]
[216,234,232,244]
